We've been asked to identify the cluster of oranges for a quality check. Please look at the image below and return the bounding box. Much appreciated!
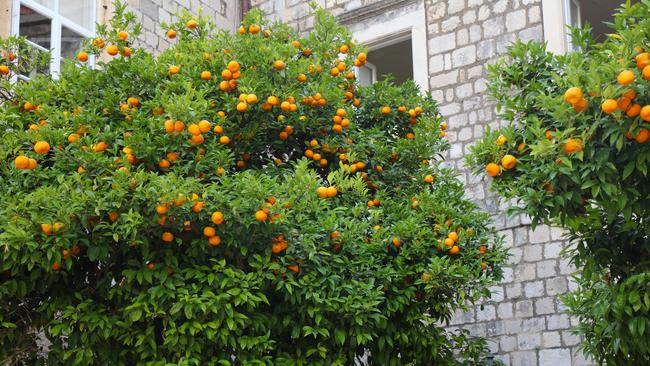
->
[316,186,338,198]
[0,51,15,75]
[90,30,131,58]
[441,231,461,255]
[271,234,288,254]
[485,151,516,178]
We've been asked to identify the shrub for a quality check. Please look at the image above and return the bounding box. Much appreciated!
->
[0,2,506,364]
[467,1,650,364]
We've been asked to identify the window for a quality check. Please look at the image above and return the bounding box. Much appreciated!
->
[565,0,635,47]
[356,38,414,87]
[12,0,96,78]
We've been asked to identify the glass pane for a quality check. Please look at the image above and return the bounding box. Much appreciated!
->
[31,0,55,10]
[357,66,373,87]
[60,26,84,60]
[19,5,51,49]
[19,43,50,79]
[59,0,94,29]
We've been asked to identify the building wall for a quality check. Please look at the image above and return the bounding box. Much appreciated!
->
[123,0,241,53]
[250,0,591,365]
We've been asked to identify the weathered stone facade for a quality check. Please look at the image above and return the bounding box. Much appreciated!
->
[123,0,241,53]
[250,0,591,365]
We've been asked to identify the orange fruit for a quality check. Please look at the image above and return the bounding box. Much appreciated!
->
[246,94,258,104]
[166,29,176,39]
[27,158,37,170]
[330,67,340,76]
[158,159,170,168]
[93,142,108,152]
[332,124,343,133]
[501,154,516,170]
[618,97,632,112]
[14,156,30,170]
[273,60,285,70]
[156,204,168,215]
[255,210,268,221]
[424,175,434,183]
[227,61,240,72]
[563,87,583,105]
[208,235,222,246]
[635,129,650,143]
[174,120,185,133]
[198,120,211,133]
[34,141,50,155]
[219,135,231,144]
[326,186,337,197]
[106,45,119,56]
[380,106,391,115]
[117,31,128,41]
[41,223,53,235]
[601,99,618,114]
[392,237,402,247]
[236,102,247,112]
[449,245,460,255]
[617,69,635,85]
[211,211,224,225]
[627,104,641,118]
[191,201,205,213]
[448,231,459,242]
[201,71,212,80]
[563,138,583,154]
[249,24,260,34]
[169,65,180,75]
[77,52,89,62]
[486,162,500,177]
[643,65,650,80]
[203,226,216,237]
[339,44,349,53]
[287,264,299,273]
[162,231,174,243]
[317,186,328,198]
[297,73,307,82]
[52,262,61,271]
[640,105,650,121]
[444,238,454,247]
[108,211,120,222]
[187,19,198,29]
[0,65,9,75]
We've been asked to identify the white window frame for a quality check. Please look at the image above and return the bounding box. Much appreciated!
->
[542,0,581,54]
[10,0,96,79]
[354,60,377,86]
[345,2,429,92]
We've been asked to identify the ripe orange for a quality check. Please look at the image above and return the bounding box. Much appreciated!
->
[77,52,89,62]
[211,211,224,225]
[330,67,340,76]
[219,135,231,144]
[34,141,50,155]
[380,106,391,115]
[169,65,180,75]
[635,129,650,143]
[617,69,635,85]
[246,94,258,104]
[424,175,434,183]
[108,211,120,222]
[208,235,222,246]
[174,120,185,133]
[107,45,119,56]
[563,138,583,154]
[563,87,583,105]
[249,24,261,34]
[201,71,212,80]
[191,201,205,213]
[316,186,328,198]
[486,162,500,177]
[643,65,650,80]
[158,159,170,168]
[146,262,155,270]
[573,98,588,112]
[640,105,650,121]
[255,210,268,221]
[52,262,61,271]
[203,226,216,237]
[392,237,402,247]
[93,141,108,152]
[0,65,9,75]
[495,135,507,145]
[161,231,174,242]
[27,158,37,170]
[501,154,516,170]
[14,156,30,170]
[236,102,247,112]
[332,124,343,133]
[166,29,176,39]
[444,238,454,247]
[273,60,285,70]
[627,104,641,117]
[601,99,618,114]
[449,245,460,255]
[187,19,198,29]
[227,61,240,72]
[339,44,349,53]
[448,231,459,242]
[287,264,300,273]
[326,186,337,197]
[297,73,307,82]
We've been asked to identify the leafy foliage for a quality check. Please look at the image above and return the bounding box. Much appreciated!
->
[0,2,506,364]
[467,1,650,364]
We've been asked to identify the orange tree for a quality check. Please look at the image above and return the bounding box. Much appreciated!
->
[467,1,650,364]
[0,2,507,364]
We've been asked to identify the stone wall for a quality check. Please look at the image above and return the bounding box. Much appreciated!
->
[123,0,241,53]
[250,0,592,365]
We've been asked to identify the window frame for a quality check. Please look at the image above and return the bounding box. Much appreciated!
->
[344,2,429,92]
[11,0,96,78]
[563,0,581,51]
